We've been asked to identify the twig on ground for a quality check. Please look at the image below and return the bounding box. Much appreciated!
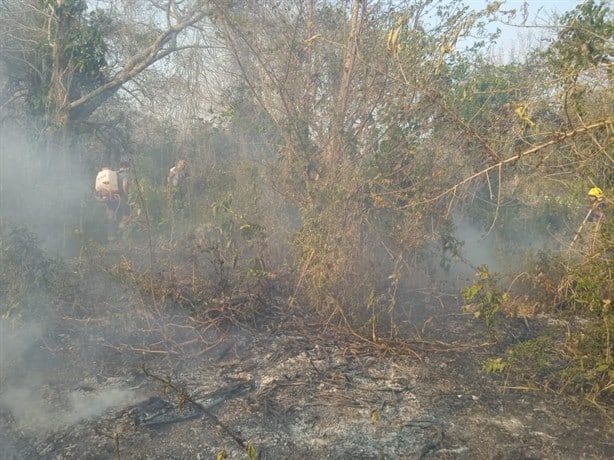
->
[141,366,249,449]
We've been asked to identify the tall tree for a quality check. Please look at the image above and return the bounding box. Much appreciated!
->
[0,0,212,142]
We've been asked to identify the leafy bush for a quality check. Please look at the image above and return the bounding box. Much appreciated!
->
[462,265,509,328]
[555,218,613,402]
[477,216,613,403]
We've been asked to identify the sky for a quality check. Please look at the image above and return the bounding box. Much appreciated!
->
[463,0,586,60]
[466,0,584,23]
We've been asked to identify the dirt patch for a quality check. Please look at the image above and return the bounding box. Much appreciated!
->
[1,296,613,460]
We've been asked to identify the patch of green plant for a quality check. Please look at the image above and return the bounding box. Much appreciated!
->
[134,178,168,228]
[481,336,556,384]
[552,216,613,403]
[164,196,274,307]
[553,313,613,401]
[291,186,383,327]
[481,212,612,402]
[462,265,508,328]
[482,357,506,373]
[563,218,613,315]
[488,318,613,403]
[506,336,554,381]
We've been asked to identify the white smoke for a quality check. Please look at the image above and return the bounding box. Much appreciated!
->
[0,319,139,434]
[0,385,137,433]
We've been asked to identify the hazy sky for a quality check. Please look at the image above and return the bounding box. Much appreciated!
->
[463,0,585,60]
[465,0,583,18]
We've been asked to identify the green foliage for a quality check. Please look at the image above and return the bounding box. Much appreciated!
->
[131,177,168,230]
[452,61,524,123]
[560,314,613,397]
[555,217,613,401]
[506,336,554,381]
[495,322,614,402]
[245,443,256,460]
[567,267,606,313]
[486,217,613,402]
[547,0,613,72]
[9,0,108,118]
[481,334,560,386]
[194,195,272,297]
[65,17,107,80]
[563,218,613,315]
[462,266,509,328]
[482,357,506,373]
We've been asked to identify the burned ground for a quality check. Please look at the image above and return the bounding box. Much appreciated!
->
[1,245,613,460]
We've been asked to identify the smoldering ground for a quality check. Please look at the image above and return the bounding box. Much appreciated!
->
[0,285,147,435]
[0,129,150,440]
[0,319,139,434]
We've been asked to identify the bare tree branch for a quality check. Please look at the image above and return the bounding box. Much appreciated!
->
[67,9,208,121]
[411,117,614,206]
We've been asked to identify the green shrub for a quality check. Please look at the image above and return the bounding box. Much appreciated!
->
[462,265,509,328]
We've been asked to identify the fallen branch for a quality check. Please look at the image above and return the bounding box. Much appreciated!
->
[569,208,594,248]
[101,342,180,355]
[409,118,613,206]
[141,366,249,449]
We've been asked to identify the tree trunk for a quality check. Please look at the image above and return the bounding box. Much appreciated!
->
[325,0,365,171]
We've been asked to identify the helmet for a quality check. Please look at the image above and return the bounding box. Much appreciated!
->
[588,187,603,199]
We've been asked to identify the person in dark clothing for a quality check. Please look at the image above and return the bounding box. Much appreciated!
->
[116,160,131,228]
